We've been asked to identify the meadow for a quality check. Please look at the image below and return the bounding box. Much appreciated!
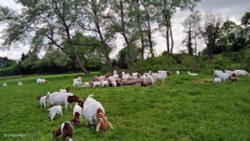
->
[0,72,249,141]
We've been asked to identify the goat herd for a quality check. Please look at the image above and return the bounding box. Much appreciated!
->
[1,69,249,140]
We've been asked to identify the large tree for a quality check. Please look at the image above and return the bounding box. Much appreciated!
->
[0,0,109,73]
[110,0,136,68]
[200,13,222,57]
[154,0,200,55]
[83,0,113,68]
[182,10,201,55]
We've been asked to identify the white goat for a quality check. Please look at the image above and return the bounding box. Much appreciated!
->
[151,71,168,83]
[216,72,231,81]
[141,73,155,86]
[18,81,23,86]
[38,95,47,107]
[73,77,82,87]
[36,78,47,84]
[48,105,63,121]
[176,71,180,75]
[83,94,112,132]
[73,103,83,117]
[101,80,109,87]
[3,82,8,87]
[46,92,78,110]
[91,81,101,88]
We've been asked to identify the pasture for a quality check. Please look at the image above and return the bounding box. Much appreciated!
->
[0,72,249,141]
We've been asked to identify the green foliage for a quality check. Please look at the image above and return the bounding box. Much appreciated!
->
[131,49,250,73]
[38,50,73,73]
[241,11,250,26]
[117,45,140,69]
[0,57,15,68]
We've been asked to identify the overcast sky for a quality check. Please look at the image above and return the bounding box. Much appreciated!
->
[0,0,249,60]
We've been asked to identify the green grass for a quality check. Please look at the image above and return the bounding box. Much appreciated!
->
[0,72,249,141]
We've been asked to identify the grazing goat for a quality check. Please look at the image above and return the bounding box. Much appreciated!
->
[101,80,109,87]
[176,71,180,75]
[36,78,47,84]
[214,71,232,82]
[48,105,63,121]
[73,77,82,87]
[71,99,84,124]
[52,121,73,141]
[46,92,79,110]
[18,81,23,86]
[37,95,47,107]
[83,94,113,132]
[3,82,8,87]
[151,71,168,83]
[141,73,154,86]
[90,81,101,88]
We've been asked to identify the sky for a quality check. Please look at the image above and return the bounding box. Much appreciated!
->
[0,0,249,60]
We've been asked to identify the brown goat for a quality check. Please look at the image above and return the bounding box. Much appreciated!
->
[52,121,73,141]
[96,108,113,132]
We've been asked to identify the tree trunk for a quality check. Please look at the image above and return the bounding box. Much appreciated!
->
[120,0,132,68]
[145,8,154,58]
[194,37,197,55]
[166,27,170,54]
[75,55,88,73]
[140,37,145,59]
[91,0,112,69]
[170,21,174,55]
[136,0,145,60]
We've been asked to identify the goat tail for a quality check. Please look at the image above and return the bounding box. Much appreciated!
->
[87,94,94,98]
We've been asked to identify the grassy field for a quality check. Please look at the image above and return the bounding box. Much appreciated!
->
[0,72,249,141]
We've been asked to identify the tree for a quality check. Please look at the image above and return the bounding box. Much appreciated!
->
[241,11,250,40]
[0,0,94,73]
[154,0,200,55]
[83,0,113,68]
[110,0,135,68]
[19,51,40,74]
[219,20,246,53]
[183,10,201,55]
[39,49,73,73]
[117,44,140,68]
[200,13,222,57]
[182,24,194,55]
[140,0,157,58]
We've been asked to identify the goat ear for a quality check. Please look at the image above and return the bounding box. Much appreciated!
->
[96,121,101,132]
